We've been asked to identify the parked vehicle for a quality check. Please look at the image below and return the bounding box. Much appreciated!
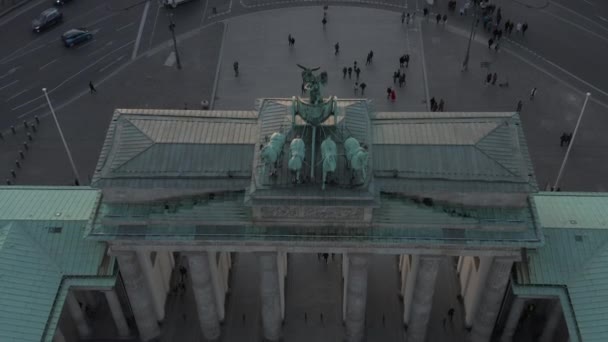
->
[32,8,63,32]
[54,0,74,5]
[61,28,92,47]
[163,0,197,8]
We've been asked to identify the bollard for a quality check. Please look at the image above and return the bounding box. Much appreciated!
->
[15,160,20,168]
[212,6,217,14]
[32,125,37,132]
[23,121,28,129]
[35,115,40,124]
[19,150,25,159]
[0,131,3,140]
[74,178,79,186]
[10,169,16,178]
[27,133,32,141]
[6,179,11,185]
[11,126,16,134]
[23,142,28,151]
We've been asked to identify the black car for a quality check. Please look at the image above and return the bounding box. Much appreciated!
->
[32,8,63,32]
[61,28,93,47]
[54,0,74,5]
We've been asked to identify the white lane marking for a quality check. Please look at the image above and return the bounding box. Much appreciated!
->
[99,55,126,72]
[117,22,136,32]
[85,13,119,28]
[7,88,30,101]
[0,79,19,91]
[39,58,58,70]
[76,40,95,49]
[88,41,114,57]
[0,0,46,27]
[1,44,48,65]
[0,66,19,79]
[599,16,608,22]
[132,0,151,60]
[582,0,594,5]
[17,103,45,119]
[548,1,608,33]
[542,9,608,44]
[148,2,162,50]
[11,40,135,111]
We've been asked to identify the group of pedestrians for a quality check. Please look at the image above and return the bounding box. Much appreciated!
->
[430,97,445,112]
[400,11,414,24]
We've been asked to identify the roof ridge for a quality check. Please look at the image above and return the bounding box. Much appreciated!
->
[474,121,528,181]
[567,234,608,285]
[109,119,156,172]
[14,225,64,274]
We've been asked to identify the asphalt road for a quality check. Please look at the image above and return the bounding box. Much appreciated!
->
[0,0,212,129]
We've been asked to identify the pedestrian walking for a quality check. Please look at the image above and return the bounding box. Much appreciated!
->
[288,34,292,46]
[89,81,97,94]
[436,13,441,24]
[560,132,568,147]
[497,30,502,41]
[494,41,500,52]
[442,14,448,25]
[516,99,523,112]
[530,87,537,100]
[390,89,396,102]
[322,17,327,26]
[366,53,372,65]
[438,98,445,111]
[355,67,361,80]
[485,73,492,86]
[423,7,429,19]
[334,42,340,55]
[233,61,239,77]
[323,253,329,263]
[491,73,498,85]
[504,20,510,32]
[447,308,455,322]
[565,133,572,145]
[387,87,392,99]
[343,66,347,79]
[404,54,409,68]
[430,97,437,111]
[360,82,367,95]
[488,38,494,49]
[401,11,406,24]
[522,22,528,36]
[354,82,359,95]
[399,56,405,68]
[406,12,411,24]
[399,74,406,88]
[369,50,374,62]
[290,37,295,46]
[508,22,514,35]
[353,61,358,70]
[393,71,399,84]
[516,22,522,34]
[348,67,353,79]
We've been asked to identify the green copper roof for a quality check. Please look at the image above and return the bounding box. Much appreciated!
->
[0,187,114,342]
[0,186,101,221]
[514,192,608,342]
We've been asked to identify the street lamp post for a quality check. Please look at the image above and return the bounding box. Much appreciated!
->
[553,92,592,190]
[168,13,182,70]
[42,88,81,185]
[461,7,479,72]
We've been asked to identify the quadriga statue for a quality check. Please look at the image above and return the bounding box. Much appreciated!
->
[260,132,285,176]
[289,138,305,183]
[321,137,337,190]
[344,137,369,182]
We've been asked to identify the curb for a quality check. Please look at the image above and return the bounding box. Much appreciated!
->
[0,0,33,18]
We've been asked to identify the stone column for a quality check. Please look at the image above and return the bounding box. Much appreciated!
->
[344,254,369,342]
[406,255,442,342]
[259,252,282,341]
[187,252,221,341]
[53,327,66,342]
[470,257,514,342]
[208,251,226,321]
[66,292,91,338]
[402,255,419,325]
[342,253,349,321]
[500,297,526,342]
[104,289,130,337]
[539,300,563,342]
[116,251,160,342]
[136,250,165,321]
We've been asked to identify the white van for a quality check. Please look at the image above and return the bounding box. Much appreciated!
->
[163,0,197,8]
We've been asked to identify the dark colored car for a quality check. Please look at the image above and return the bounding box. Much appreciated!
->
[54,0,74,5]
[32,8,63,32]
[61,28,92,47]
